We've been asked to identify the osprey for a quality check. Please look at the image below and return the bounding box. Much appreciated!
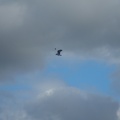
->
[55,48,62,56]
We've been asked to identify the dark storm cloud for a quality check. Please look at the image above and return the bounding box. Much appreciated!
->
[0,0,120,80]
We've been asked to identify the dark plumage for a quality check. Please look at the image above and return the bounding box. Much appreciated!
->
[56,49,62,56]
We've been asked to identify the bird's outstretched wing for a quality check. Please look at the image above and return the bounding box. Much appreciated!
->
[57,49,62,54]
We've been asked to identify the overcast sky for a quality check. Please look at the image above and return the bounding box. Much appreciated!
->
[0,0,120,120]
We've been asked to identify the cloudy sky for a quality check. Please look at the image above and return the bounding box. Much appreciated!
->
[0,0,120,119]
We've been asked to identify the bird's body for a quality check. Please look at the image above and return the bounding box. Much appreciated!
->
[55,49,62,56]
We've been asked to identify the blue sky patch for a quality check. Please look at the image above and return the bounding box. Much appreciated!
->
[44,60,116,95]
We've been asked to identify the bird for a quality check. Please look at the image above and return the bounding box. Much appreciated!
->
[55,48,62,56]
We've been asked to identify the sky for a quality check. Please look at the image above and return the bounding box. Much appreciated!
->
[0,0,120,120]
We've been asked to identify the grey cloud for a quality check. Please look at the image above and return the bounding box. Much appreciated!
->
[0,90,31,120]
[0,0,120,80]
[26,86,119,120]
[110,69,120,95]
[0,80,119,120]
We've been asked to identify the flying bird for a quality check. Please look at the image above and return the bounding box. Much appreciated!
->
[55,48,62,56]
